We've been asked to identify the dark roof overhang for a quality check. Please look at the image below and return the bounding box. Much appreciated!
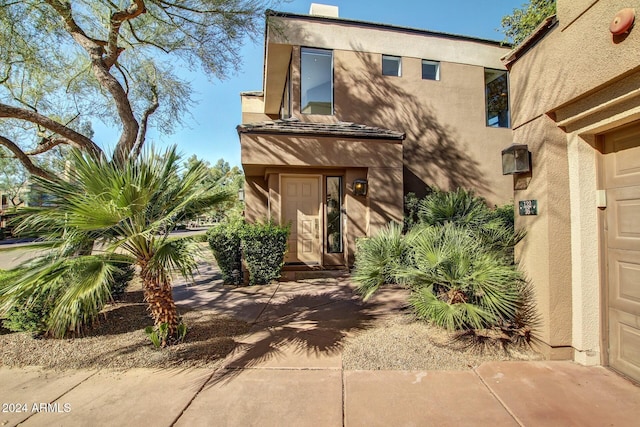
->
[237,118,406,140]
[501,15,559,68]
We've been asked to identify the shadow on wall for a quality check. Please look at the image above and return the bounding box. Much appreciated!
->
[335,47,490,200]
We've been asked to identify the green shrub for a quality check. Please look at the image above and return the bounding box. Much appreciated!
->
[1,268,61,335]
[207,221,244,285]
[353,189,534,340]
[416,188,524,260]
[1,262,131,336]
[402,224,523,331]
[352,222,407,300]
[417,188,492,228]
[109,265,135,300]
[240,220,290,285]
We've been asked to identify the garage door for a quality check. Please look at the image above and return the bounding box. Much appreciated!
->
[603,123,640,383]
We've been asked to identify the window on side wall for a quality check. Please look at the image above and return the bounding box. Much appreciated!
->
[485,68,510,128]
[382,55,401,77]
[422,60,440,80]
[301,47,333,115]
[280,66,292,119]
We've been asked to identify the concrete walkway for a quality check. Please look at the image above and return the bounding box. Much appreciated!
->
[1,270,639,426]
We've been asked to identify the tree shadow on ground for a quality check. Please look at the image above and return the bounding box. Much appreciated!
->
[203,284,395,386]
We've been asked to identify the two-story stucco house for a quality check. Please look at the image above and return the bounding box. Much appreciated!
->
[238,4,514,271]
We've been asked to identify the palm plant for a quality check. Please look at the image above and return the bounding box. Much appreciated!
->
[352,222,407,300]
[0,146,231,344]
[417,188,524,260]
[400,223,523,330]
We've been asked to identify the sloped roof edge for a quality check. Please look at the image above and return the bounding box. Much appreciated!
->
[237,118,406,140]
[501,15,559,67]
[266,9,511,48]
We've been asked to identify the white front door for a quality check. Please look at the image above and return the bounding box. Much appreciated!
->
[281,176,321,264]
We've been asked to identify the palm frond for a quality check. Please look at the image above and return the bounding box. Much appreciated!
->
[352,222,406,300]
[148,237,201,282]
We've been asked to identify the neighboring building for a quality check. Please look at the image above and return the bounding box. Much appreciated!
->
[238,4,514,269]
[505,0,640,382]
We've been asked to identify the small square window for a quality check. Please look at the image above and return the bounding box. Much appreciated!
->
[422,60,440,80]
[382,55,401,76]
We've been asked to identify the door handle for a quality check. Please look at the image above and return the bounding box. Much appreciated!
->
[314,218,319,238]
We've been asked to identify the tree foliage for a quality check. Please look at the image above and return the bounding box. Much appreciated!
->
[0,0,276,177]
[0,146,232,342]
[184,155,244,222]
[501,0,556,46]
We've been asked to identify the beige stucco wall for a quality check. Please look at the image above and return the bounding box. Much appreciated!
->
[508,0,640,363]
[239,132,403,266]
[240,93,272,124]
[265,16,514,206]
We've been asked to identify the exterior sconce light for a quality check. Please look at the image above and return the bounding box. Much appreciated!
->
[238,188,245,202]
[501,144,531,175]
[353,179,368,196]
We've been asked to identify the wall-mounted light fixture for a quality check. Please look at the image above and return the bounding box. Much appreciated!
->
[238,188,245,202]
[353,179,368,196]
[501,144,531,175]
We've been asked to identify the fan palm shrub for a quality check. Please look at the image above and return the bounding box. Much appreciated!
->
[401,224,523,330]
[352,222,407,300]
[416,188,524,260]
[354,189,535,339]
[0,146,231,345]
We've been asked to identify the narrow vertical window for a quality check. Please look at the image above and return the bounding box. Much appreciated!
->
[326,177,342,253]
[382,55,401,76]
[485,69,510,128]
[421,60,440,80]
[301,48,333,115]
[280,66,291,119]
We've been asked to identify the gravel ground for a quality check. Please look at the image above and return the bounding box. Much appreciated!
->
[0,276,542,371]
[342,313,543,370]
[0,287,250,371]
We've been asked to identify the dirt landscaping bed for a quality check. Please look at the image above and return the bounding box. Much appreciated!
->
[1,292,542,371]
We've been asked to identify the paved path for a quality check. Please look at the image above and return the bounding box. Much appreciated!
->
[1,267,639,426]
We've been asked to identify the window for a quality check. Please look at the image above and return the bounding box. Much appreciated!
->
[422,60,440,80]
[382,55,401,76]
[326,177,342,253]
[301,48,333,115]
[485,69,510,128]
[280,66,291,119]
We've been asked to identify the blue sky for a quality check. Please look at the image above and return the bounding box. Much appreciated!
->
[93,0,526,167]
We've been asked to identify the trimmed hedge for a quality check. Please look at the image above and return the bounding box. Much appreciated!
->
[240,220,290,285]
[207,220,291,286]
[207,222,243,285]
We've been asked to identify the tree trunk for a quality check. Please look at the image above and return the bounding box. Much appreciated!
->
[140,265,179,347]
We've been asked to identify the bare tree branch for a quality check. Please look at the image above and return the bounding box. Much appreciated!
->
[0,102,102,156]
[43,0,139,164]
[133,86,160,159]
[105,0,147,68]
[0,135,55,180]
[25,138,66,155]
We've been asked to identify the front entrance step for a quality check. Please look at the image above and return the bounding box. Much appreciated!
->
[280,268,349,281]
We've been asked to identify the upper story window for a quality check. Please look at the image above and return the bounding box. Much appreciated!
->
[485,68,510,128]
[280,65,292,119]
[382,55,401,77]
[301,47,333,115]
[422,60,440,81]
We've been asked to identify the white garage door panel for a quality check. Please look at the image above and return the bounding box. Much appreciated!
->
[604,122,640,383]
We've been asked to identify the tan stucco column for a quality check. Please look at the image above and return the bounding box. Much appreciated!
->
[513,117,573,360]
[566,132,601,365]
